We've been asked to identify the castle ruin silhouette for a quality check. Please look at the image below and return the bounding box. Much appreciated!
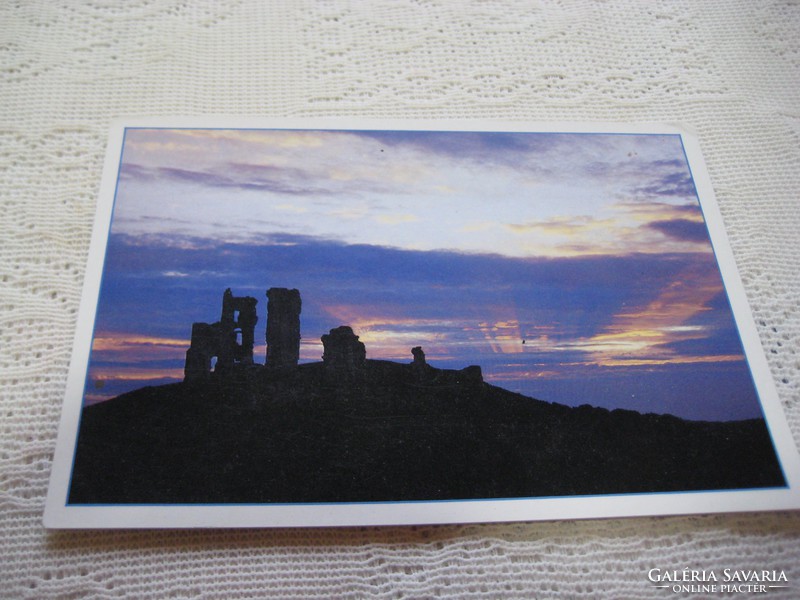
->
[183,287,483,387]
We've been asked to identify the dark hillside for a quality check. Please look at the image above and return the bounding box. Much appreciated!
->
[68,359,785,504]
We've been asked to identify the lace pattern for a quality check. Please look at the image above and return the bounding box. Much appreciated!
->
[2,1,799,597]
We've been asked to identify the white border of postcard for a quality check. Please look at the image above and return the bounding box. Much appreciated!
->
[45,118,800,528]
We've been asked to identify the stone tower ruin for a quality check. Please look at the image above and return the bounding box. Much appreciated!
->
[266,287,302,369]
[184,288,258,382]
[321,325,366,384]
[219,288,258,368]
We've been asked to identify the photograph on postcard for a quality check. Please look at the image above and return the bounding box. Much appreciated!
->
[55,124,791,514]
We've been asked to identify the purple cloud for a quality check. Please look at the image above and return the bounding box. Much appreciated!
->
[647,218,709,243]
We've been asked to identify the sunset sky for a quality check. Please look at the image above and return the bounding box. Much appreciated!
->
[83,127,761,421]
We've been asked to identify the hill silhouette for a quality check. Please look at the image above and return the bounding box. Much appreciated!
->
[68,287,785,504]
[68,358,784,504]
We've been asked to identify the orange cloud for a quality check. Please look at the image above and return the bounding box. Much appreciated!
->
[92,334,188,352]
[594,355,744,367]
[484,368,562,382]
[505,202,711,258]
[613,200,706,224]
[576,262,732,366]
[88,367,185,382]
[477,319,524,355]
[507,215,615,236]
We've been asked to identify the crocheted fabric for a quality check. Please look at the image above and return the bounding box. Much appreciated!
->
[2,1,799,597]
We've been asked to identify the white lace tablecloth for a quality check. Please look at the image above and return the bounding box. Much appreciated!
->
[2,1,799,597]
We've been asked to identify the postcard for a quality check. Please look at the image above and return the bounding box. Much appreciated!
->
[44,119,800,528]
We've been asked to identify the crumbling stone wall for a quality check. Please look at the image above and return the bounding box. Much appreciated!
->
[219,288,258,368]
[184,322,220,382]
[321,326,366,384]
[184,288,258,382]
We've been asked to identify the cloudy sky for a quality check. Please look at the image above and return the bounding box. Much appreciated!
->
[83,127,762,421]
